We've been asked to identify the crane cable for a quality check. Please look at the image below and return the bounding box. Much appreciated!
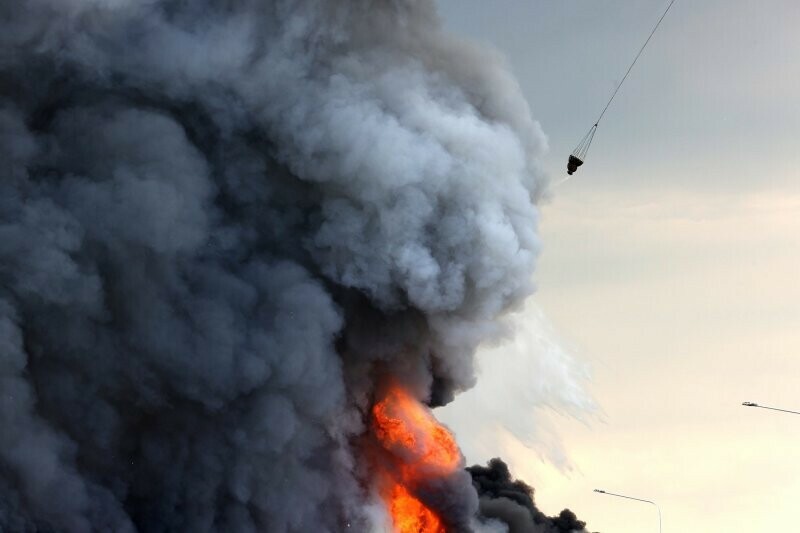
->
[595,0,679,126]
[572,0,679,162]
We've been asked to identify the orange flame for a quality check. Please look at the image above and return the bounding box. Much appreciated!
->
[371,383,461,533]
[388,483,446,533]
[372,385,460,476]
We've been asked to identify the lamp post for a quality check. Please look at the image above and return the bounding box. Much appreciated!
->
[742,401,800,416]
[593,489,662,533]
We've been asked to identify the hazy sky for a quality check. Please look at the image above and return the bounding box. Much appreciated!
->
[436,2,800,532]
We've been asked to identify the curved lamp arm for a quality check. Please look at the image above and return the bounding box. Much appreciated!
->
[742,401,800,416]
[594,489,661,533]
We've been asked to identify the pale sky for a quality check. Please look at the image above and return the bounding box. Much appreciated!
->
[436,2,800,532]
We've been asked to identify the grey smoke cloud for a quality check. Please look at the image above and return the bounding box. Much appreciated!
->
[0,0,549,531]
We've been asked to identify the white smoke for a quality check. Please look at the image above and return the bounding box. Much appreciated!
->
[439,303,595,470]
[0,0,565,531]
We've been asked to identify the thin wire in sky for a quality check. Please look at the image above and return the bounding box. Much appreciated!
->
[595,0,679,126]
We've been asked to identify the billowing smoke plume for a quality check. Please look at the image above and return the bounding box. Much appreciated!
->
[0,0,563,531]
[469,459,589,533]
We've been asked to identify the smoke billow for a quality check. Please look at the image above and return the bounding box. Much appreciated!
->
[0,0,583,531]
[469,459,589,533]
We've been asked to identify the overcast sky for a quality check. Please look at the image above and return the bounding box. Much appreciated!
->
[436,2,800,532]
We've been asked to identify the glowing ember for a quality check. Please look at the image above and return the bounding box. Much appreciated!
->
[371,383,462,532]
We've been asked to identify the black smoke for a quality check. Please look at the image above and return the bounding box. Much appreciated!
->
[0,0,561,531]
[469,459,590,533]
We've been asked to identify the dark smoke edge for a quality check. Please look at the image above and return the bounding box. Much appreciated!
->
[468,459,594,533]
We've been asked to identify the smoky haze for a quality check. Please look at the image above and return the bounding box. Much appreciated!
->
[0,0,559,531]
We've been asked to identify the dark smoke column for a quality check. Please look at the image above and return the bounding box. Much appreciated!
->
[0,1,547,531]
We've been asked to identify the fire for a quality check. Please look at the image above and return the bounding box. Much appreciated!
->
[372,384,460,476]
[388,483,446,533]
[371,383,461,533]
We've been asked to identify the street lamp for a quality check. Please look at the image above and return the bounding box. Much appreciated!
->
[742,401,800,416]
[594,489,662,533]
